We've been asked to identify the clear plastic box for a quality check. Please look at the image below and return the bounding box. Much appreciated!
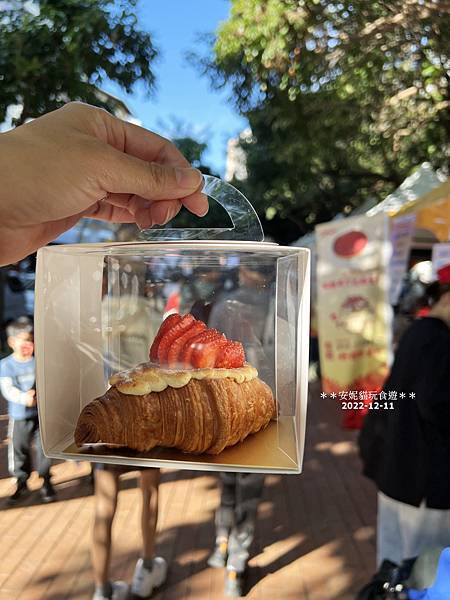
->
[35,177,310,473]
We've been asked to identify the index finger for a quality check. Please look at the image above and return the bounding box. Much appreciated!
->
[104,113,191,169]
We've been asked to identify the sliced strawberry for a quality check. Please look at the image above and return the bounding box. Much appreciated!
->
[167,320,206,368]
[180,329,220,368]
[179,330,209,367]
[191,332,228,369]
[149,313,182,361]
[215,341,246,368]
[157,314,195,364]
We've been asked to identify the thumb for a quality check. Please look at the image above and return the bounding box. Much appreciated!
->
[99,147,203,201]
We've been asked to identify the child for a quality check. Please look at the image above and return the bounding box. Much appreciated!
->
[92,465,167,600]
[0,316,55,504]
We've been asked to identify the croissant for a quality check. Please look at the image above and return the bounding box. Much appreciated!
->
[74,377,276,455]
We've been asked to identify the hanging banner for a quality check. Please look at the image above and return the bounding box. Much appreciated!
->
[431,243,450,280]
[316,213,392,428]
[389,214,416,305]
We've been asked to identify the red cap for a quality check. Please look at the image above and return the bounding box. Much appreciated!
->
[438,264,450,285]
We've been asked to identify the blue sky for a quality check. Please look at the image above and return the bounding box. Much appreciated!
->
[104,0,247,176]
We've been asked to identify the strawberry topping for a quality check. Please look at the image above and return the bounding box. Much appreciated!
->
[157,314,195,363]
[167,320,206,368]
[179,329,211,368]
[149,313,181,361]
[191,331,228,369]
[150,313,246,369]
[215,341,246,369]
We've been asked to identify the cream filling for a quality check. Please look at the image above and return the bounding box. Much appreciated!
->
[109,362,258,396]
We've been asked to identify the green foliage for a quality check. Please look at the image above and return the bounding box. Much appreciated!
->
[204,0,450,241]
[0,0,157,124]
[172,137,208,168]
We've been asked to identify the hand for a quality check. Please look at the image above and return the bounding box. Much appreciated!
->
[0,102,208,265]
[25,389,36,407]
[409,548,450,600]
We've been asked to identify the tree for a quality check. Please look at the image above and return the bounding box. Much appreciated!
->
[200,0,450,242]
[0,0,157,125]
[172,137,208,169]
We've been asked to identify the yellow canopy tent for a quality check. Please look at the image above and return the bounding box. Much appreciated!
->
[367,163,449,244]
[393,179,450,242]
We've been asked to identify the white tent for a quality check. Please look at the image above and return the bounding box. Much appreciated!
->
[292,162,448,304]
[367,162,445,217]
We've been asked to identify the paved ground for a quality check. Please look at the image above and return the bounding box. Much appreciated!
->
[0,383,377,599]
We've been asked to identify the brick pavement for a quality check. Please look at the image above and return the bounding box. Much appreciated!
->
[0,383,377,599]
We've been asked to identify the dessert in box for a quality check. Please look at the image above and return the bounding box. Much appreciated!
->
[75,314,276,453]
[35,176,310,473]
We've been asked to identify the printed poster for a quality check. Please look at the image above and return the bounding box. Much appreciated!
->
[316,213,392,428]
[389,214,416,305]
[431,243,450,280]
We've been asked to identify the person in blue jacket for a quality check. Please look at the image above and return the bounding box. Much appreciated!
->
[0,316,56,503]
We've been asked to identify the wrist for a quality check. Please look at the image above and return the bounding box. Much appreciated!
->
[0,131,22,226]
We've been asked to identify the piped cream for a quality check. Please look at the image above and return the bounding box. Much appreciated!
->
[109,362,258,396]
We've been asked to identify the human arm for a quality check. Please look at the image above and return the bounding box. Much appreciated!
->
[0,377,36,406]
[0,102,208,265]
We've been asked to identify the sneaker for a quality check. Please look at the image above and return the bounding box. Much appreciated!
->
[224,569,244,598]
[131,557,167,598]
[7,480,29,506]
[40,480,57,503]
[208,540,228,568]
[92,581,129,600]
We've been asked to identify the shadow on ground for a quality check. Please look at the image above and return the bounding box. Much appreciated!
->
[0,382,377,599]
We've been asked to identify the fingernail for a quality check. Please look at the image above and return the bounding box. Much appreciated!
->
[152,207,170,225]
[168,205,180,221]
[175,167,202,189]
[197,195,209,216]
[161,208,171,224]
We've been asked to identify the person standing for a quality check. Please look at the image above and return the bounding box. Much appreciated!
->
[0,316,56,504]
[207,264,275,597]
[91,465,167,600]
[208,472,266,597]
[359,265,450,567]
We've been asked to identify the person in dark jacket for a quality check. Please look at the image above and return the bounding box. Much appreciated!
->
[359,265,450,566]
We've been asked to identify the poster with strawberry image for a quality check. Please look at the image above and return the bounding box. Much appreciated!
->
[316,213,393,428]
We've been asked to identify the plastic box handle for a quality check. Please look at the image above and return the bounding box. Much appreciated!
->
[139,175,264,242]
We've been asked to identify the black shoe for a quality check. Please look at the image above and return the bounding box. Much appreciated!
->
[356,559,411,599]
[224,570,244,598]
[7,481,29,506]
[208,540,228,568]
[40,481,57,503]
